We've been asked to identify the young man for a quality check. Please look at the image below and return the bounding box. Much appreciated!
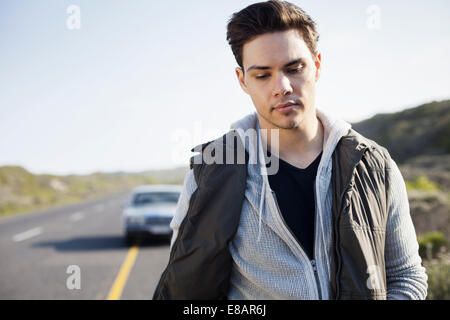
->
[154,1,427,300]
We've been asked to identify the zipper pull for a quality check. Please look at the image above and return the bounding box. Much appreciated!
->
[311,259,322,299]
[311,259,317,271]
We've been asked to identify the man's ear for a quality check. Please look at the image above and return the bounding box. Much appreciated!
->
[314,52,322,82]
[235,67,249,94]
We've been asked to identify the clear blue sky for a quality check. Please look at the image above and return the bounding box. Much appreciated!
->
[1,0,449,175]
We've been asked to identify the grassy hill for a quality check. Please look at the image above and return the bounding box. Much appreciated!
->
[352,100,450,163]
[0,165,188,217]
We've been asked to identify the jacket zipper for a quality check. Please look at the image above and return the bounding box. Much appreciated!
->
[334,166,357,299]
[311,259,322,300]
[334,175,354,300]
[271,189,322,300]
[333,146,370,300]
[333,200,342,300]
[312,178,323,300]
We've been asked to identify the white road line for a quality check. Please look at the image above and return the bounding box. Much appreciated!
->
[12,227,43,242]
[69,211,85,222]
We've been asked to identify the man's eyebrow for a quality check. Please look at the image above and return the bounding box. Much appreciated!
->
[246,58,304,73]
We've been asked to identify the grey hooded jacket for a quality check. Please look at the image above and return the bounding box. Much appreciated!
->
[163,109,428,300]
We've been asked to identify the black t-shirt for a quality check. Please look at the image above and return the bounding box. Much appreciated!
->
[266,151,322,260]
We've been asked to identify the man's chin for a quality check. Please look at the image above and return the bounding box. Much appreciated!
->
[276,121,298,130]
[272,111,304,129]
[267,117,299,130]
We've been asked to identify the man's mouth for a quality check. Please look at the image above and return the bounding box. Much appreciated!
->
[273,101,298,113]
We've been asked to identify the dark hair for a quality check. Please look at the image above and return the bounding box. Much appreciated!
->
[226,0,319,69]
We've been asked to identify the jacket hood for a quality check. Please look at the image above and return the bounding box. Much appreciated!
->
[229,108,352,242]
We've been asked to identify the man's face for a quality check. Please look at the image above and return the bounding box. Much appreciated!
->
[236,29,321,130]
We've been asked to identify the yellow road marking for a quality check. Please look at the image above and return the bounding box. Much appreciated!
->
[107,244,140,300]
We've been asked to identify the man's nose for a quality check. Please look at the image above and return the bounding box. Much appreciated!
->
[272,72,293,97]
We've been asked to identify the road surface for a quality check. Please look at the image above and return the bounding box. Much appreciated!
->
[0,192,171,300]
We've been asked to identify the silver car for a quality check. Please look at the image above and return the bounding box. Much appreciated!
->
[122,184,182,244]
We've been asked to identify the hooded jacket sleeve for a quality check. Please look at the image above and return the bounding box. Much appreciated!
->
[384,159,428,300]
[169,168,198,248]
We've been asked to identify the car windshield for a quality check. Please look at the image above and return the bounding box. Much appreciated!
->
[132,192,180,206]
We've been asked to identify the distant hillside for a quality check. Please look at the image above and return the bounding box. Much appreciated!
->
[352,100,450,163]
[0,166,188,217]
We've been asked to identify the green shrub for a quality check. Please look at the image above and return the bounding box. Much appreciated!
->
[406,176,440,191]
[424,250,450,300]
[418,232,448,259]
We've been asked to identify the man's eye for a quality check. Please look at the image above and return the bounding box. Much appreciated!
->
[255,67,302,79]
[287,67,302,74]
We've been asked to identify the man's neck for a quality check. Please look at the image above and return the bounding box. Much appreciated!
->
[259,112,324,169]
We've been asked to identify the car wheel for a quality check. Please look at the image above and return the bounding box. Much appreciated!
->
[125,233,135,246]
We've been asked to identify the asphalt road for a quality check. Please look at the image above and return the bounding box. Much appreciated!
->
[0,192,171,300]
